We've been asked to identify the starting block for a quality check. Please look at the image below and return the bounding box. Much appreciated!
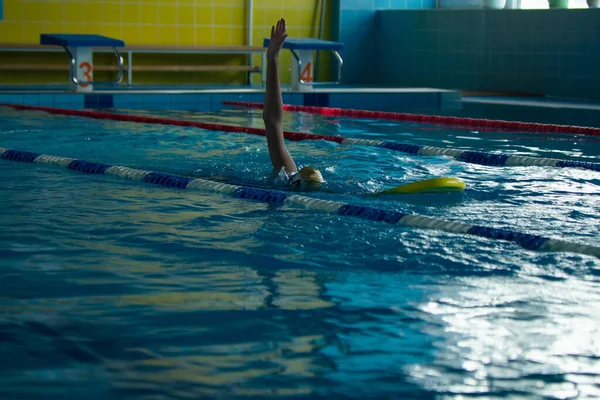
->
[263,38,344,91]
[40,34,126,92]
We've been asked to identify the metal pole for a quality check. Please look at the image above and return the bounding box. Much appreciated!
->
[247,0,253,85]
[314,0,326,82]
[127,51,132,85]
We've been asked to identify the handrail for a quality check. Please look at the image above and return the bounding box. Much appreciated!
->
[63,45,124,86]
[291,49,343,86]
[0,43,267,85]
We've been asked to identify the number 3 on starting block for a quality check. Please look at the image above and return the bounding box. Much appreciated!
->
[79,62,92,88]
[70,46,93,92]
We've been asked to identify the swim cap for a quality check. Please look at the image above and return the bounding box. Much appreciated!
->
[299,166,325,184]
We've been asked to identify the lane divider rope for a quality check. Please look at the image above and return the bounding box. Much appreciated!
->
[2,104,599,173]
[1,147,598,259]
[223,100,600,137]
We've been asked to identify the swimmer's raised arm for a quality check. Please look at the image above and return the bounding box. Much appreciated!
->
[263,18,297,174]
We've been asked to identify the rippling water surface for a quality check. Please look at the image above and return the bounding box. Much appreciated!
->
[1,106,599,399]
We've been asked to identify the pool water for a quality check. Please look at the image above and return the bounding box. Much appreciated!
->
[1,105,600,399]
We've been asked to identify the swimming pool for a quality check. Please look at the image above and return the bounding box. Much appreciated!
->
[1,105,599,399]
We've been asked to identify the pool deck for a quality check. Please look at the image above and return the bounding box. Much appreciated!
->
[0,85,461,113]
[459,96,600,129]
[1,85,600,128]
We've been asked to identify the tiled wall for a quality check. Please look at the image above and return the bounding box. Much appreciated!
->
[0,91,446,112]
[0,0,331,85]
[376,9,600,101]
[332,0,436,84]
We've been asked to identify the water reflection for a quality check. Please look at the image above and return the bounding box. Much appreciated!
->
[411,274,600,397]
[1,107,600,399]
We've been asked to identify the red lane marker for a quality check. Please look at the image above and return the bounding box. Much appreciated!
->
[1,104,345,144]
[223,101,600,137]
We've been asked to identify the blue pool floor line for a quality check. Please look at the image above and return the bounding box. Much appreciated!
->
[1,147,599,259]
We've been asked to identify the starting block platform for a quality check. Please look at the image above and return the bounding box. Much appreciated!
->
[263,38,344,91]
[40,34,125,92]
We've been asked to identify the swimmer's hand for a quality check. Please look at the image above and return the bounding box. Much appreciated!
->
[266,18,288,61]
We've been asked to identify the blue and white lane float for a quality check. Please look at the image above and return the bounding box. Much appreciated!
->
[1,147,599,259]
[343,139,600,172]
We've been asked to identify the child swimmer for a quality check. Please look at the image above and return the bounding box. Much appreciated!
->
[262,18,325,191]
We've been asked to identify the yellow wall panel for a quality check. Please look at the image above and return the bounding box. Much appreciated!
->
[83,3,104,24]
[44,23,64,35]
[123,3,141,24]
[104,3,123,25]
[64,23,83,34]
[65,3,84,24]
[231,7,245,26]
[0,21,23,42]
[195,6,214,25]
[158,27,177,45]
[104,24,123,40]
[177,6,195,26]
[178,27,195,45]
[231,27,245,44]
[265,9,284,28]
[214,6,231,25]
[0,0,332,85]
[140,25,160,45]
[22,2,45,23]
[23,23,44,42]
[213,27,231,45]
[195,27,213,45]
[83,23,104,35]
[141,4,159,25]
[252,12,266,28]
[4,0,23,20]
[122,26,142,45]
[159,4,178,25]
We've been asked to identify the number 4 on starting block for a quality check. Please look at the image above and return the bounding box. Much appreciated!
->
[301,62,313,83]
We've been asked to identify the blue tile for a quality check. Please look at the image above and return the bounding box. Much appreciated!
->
[168,94,199,107]
[357,0,376,8]
[22,94,41,106]
[53,94,84,106]
[210,102,224,112]
[341,0,363,10]
[375,0,390,7]
[303,93,329,107]
[356,10,375,25]
[113,94,145,109]
[84,94,113,109]
[386,94,407,111]
[210,94,230,104]
[340,9,358,25]
[406,0,423,9]
[39,95,55,107]
[0,94,23,105]
[390,0,408,7]
[195,102,211,112]
[141,95,170,110]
